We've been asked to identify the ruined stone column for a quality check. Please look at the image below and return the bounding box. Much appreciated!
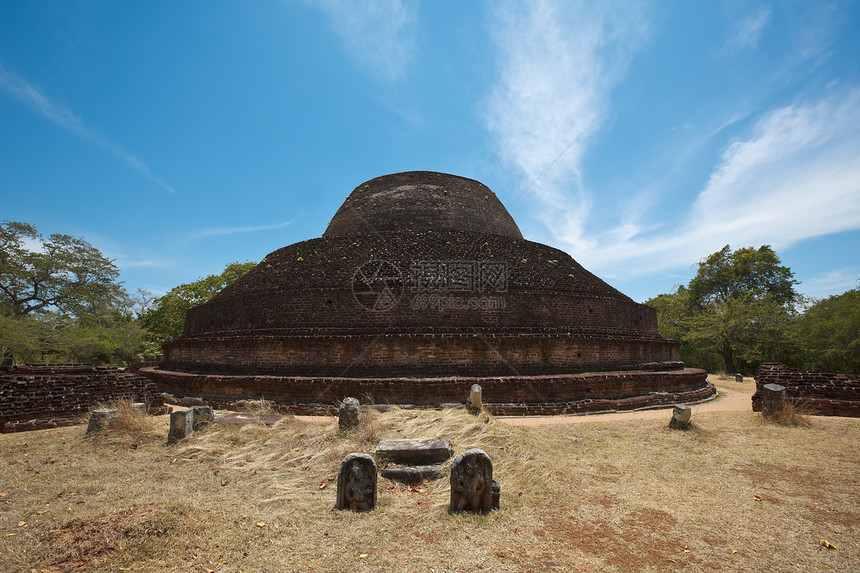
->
[86,408,118,436]
[167,408,194,444]
[762,383,786,417]
[469,384,482,412]
[669,404,692,429]
[338,397,360,430]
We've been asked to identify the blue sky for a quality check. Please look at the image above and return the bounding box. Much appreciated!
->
[2,0,859,304]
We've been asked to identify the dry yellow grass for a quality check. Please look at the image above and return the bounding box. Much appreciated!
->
[1,387,858,572]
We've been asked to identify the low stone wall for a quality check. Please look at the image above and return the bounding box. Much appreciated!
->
[0,363,166,433]
[143,366,713,416]
[752,363,860,417]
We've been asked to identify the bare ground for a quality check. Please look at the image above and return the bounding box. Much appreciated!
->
[0,375,857,572]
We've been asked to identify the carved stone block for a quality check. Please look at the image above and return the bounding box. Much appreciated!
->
[450,448,494,514]
[380,465,444,484]
[376,439,454,465]
[336,453,377,511]
[167,408,194,444]
[191,406,215,431]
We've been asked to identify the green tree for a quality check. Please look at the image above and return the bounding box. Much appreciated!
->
[791,288,860,373]
[0,221,126,317]
[140,261,256,339]
[647,245,800,374]
[0,221,148,366]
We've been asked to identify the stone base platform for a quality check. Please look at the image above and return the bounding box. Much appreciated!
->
[142,367,713,416]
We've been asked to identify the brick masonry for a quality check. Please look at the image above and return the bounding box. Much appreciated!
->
[752,362,860,417]
[149,172,709,412]
[143,366,712,416]
[0,363,166,433]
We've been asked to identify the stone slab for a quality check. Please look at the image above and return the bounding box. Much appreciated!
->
[380,465,444,484]
[376,439,454,465]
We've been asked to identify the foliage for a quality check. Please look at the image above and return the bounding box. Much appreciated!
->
[140,261,256,340]
[0,221,147,366]
[0,221,126,317]
[790,288,860,373]
[647,245,800,374]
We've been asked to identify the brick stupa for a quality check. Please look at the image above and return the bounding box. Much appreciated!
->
[144,172,714,414]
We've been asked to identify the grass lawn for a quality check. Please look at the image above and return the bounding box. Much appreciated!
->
[0,380,857,572]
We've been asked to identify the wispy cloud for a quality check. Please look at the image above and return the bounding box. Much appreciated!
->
[802,267,860,299]
[309,0,418,82]
[574,89,860,277]
[485,0,651,251]
[188,217,300,240]
[0,62,174,193]
[724,7,772,52]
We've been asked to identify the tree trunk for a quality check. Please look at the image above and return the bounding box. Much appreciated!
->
[720,340,735,373]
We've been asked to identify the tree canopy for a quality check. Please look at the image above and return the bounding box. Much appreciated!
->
[791,288,860,373]
[0,221,145,365]
[140,261,256,340]
[647,245,800,374]
[1,221,125,317]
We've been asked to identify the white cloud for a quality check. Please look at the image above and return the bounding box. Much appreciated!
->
[309,0,418,82]
[188,217,300,239]
[802,268,860,299]
[484,0,651,251]
[0,63,174,193]
[725,7,772,52]
[572,89,860,277]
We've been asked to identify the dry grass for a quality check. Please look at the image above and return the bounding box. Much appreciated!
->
[765,401,814,428]
[1,391,858,572]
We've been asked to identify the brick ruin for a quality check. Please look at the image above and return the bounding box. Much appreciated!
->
[143,171,713,414]
[753,363,860,417]
[0,363,166,433]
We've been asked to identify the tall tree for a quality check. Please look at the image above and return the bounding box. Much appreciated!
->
[0,221,126,317]
[140,261,256,339]
[647,245,800,374]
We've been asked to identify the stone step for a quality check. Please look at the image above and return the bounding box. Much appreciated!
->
[381,465,444,484]
[376,439,454,465]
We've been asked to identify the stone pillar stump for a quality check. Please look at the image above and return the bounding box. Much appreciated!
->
[762,383,786,417]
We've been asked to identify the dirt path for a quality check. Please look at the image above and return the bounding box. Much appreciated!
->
[498,377,754,426]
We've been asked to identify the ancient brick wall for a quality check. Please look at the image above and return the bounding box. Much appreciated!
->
[0,363,166,433]
[161,329,680,378]
[752,363,860,417]
[144,366,711,416]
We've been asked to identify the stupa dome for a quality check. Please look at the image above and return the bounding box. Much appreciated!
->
[145,171,713,414]
[323,171,523,239]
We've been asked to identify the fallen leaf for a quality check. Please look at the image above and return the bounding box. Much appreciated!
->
[0,493,7,497]
[359,554,368,558]
[753,495,762,501]
[820,539,836,550]
[221,480,229,486]
[17,521,27,527]
[319,482,327,489]
[255,521,266,528]
[732,550,738,554]
[36,509,48,514]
